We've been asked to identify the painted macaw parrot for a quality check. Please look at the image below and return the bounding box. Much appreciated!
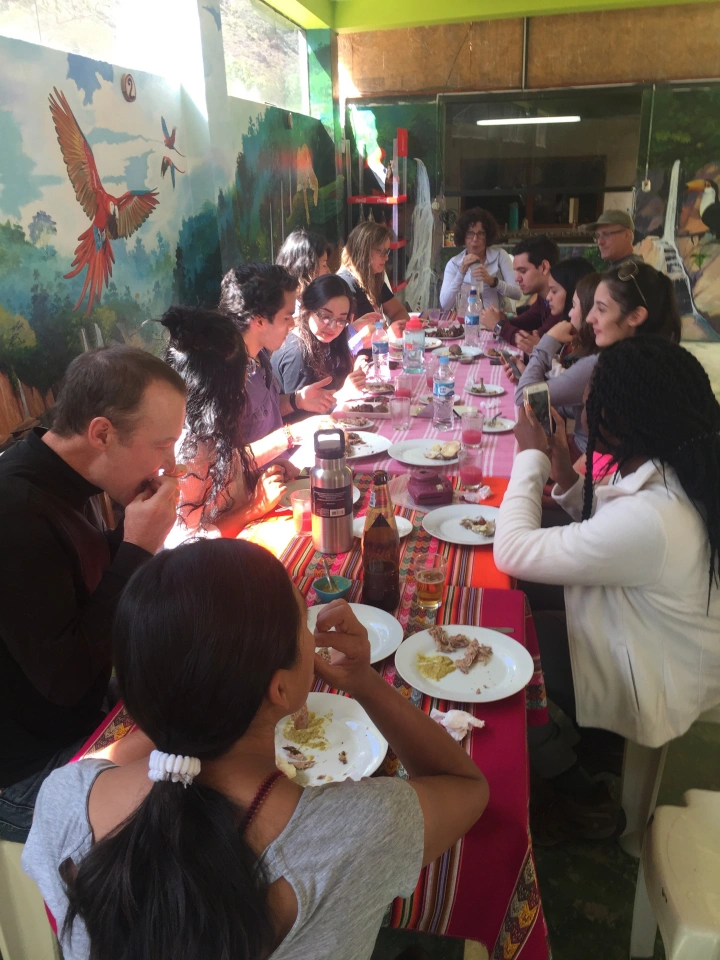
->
[49,88,159,315]
[161,117,184,157]
[161,155,185,189]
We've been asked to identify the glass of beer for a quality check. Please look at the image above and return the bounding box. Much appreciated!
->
[415,556,447,611]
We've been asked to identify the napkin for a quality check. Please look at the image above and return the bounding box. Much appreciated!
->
[431,709,486,742]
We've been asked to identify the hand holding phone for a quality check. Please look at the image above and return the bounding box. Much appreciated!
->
[501,350,523,380]
[523,383,554,437]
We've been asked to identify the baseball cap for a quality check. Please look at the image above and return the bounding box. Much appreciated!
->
[585,210,634,232]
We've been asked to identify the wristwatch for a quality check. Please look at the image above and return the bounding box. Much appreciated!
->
[289,391,299,412]
[493,319,505,336]
[491,276,499,288]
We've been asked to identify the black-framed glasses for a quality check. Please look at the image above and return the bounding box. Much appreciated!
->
[466,230,487,240]
[316,308,350,328]
[617,260,648,307]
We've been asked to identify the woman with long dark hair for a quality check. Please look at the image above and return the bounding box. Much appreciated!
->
[494,338,720,842]
[276,228,331,292]
[160,306,298,542]
[271,275,368,419]
[587,260,682,346]
[513,267,600,454]
[23,540,489,960]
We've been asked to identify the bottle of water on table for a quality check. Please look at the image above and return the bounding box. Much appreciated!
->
[432,355,455,431]
[464,286,480,347]
[371,321,390,381]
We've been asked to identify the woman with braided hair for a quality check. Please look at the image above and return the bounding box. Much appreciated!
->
[494,338,720,844]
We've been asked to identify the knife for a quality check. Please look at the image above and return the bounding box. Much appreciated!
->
[487,627,515,634]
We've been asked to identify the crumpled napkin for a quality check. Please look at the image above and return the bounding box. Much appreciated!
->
[430,709,486,742]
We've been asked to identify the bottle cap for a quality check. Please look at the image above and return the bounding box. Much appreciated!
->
[373,470,389,485]
[375,320,383,329]
[405,317,423,331]
[439,355,449,364]
[469,287,477,296]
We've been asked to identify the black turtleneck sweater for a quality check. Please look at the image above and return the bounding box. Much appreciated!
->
[0,429,150,787]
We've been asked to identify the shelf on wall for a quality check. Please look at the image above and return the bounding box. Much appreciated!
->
[347,195,408,206]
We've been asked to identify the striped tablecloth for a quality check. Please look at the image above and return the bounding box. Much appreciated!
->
[290,330,519,478]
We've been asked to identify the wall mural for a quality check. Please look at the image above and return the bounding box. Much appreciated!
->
[0,34,344,438]
[0,36,220,435]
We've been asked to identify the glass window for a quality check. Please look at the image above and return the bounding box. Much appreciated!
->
[221,0,309,114]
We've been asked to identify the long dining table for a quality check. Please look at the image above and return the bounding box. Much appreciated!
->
[72,332,551,960]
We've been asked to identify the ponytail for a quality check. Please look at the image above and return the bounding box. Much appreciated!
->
[61,540,301,960]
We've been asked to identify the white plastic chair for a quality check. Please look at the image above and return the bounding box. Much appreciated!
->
[630,789,720,959]
[620,704,720,859]
[0,840,61,960]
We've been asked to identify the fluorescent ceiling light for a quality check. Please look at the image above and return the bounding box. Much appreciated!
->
[477,115,581,126]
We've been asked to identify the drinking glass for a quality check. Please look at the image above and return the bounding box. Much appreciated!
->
[390,396,411,430]
[415,556,447,611]
[290,489,312,535]
[425,355,439,391]
[461,409,484,449]
[395,373,413,399]
[458,447,484,491]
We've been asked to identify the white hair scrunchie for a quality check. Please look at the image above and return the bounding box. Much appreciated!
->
[147,749,201,787]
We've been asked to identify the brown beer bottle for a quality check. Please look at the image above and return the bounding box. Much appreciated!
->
[362,471,400,612]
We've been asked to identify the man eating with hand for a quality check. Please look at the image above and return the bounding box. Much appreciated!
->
[0,346,186,842]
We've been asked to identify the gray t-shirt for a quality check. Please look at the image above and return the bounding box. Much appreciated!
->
[23,759,424,960]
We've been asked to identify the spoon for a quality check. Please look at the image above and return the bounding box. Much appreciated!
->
[322,557,338,592]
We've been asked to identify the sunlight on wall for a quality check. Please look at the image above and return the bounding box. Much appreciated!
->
[0,0,206,116]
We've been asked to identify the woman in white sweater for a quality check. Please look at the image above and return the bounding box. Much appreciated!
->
[495,338,720,843]
[439,208,520,313]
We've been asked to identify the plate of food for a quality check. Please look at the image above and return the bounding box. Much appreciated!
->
[388,439,461,466]
[280,479,362,508]
[275,692,388,785]
[482,415,515,434]
[465,383,506,397]
[344,431,392,460]
[341,399,391,418]
[423,325,439,337]
[394,625,534,703]
[424,337,442,349]
[419,393,461,404]
[421,505,499,545]
[330,414,374,429]
[353,515,413,540]
[307,602,404,664]
[437,322,465,340]
[433,345,483,359]
[363,381,395,397]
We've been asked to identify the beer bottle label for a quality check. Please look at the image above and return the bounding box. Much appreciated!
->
[312,485,352,518]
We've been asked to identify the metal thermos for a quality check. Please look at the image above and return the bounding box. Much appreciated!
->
[310,429,354,554]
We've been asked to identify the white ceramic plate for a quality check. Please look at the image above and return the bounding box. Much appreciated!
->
[394,626,534,704]
[388,439,460,467]
[433,345,483,359]
[281,479,361,509]
[345,431,392,461]
[331,415,374,429]
[482,416,516,434]
[421,504,500,545]
[420,393,461,404]
[307,602,404,664]
[275,692,388,785]
[353,515,413,540]
[465,383,506,397]
[424,337,442,349]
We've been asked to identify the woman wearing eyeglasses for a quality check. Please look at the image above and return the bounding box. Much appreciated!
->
[439,207,521,313]
[587,261,682,347]
[337,222,410,352]
[271,275,368,421]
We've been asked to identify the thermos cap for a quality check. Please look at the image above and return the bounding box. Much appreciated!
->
[314,428,345,459]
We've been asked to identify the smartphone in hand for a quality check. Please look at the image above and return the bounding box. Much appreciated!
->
[501,350,522,380]
[523,383,554,436]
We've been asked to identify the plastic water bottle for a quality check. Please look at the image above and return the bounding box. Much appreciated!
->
[464,287,480,347]
[432,356,455,431]
[402,316,425,374]
[371,321,390,381]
